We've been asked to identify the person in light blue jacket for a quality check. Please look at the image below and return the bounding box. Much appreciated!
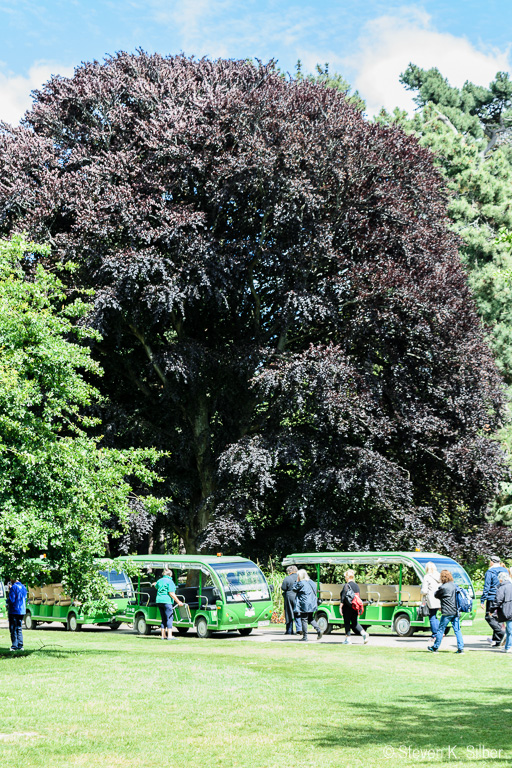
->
[7,577,27,652]
[293,569,323,642]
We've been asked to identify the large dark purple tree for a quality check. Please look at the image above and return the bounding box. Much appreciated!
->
[0,52,506,557]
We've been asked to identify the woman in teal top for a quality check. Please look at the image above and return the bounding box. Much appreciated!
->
[155,567,183,640]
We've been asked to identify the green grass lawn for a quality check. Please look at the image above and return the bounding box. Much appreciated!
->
[0,620,510,768]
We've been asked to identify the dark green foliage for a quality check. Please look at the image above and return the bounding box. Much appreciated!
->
[0,53,506,559]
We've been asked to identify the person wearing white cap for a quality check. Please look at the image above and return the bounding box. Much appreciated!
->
[481,556,508,647]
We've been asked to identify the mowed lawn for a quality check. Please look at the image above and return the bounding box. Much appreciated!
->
[0,619,510,768]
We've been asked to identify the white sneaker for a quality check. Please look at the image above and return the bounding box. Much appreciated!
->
[485,637,494,644]
[504,648,512,653]
[343,638,351,645]
[363,631,370,644]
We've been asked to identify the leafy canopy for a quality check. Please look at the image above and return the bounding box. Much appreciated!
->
[0,54,507,560]
[378,65,512,382]
[0,234,162,600]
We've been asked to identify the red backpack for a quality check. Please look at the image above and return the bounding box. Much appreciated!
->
[352,593,364,615]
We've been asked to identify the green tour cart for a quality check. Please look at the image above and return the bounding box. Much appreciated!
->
[23,564,134,632]
[115,554,273,638]
[282,551,476,637]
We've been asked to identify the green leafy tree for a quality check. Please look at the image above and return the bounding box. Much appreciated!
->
[377,65,512,381]
[0,54,506,560]
[0,234,162,601]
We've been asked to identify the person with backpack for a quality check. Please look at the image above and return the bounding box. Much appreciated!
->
[340,569,369,645]
[481,555,508,647]
[495,571,512,654]
[427,570,464,653]
[293,569,323,642]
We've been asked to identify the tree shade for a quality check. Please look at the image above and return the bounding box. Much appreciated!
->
[0,52,507,557]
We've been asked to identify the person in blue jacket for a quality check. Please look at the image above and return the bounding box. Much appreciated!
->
[481,555,508,647]
[293,569,323,642]
[7,576,27,652]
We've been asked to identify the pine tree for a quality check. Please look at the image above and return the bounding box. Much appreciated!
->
[377,65,512,380]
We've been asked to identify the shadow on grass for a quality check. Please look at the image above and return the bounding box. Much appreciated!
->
[311,690,512,758]
[0,645,128,660]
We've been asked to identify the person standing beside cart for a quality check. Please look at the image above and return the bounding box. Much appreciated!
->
[155,567,184,641]
[293,569,323,642]
[340,569,369,645]
[7,576,27,652]
[420,561,442,640]
[281,565,302,635]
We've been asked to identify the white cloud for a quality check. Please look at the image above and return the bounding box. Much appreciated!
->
[0,61,74,125]
[347,6,511,115]
[142,0,320,63]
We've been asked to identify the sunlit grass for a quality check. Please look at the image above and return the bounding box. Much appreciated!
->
[0,619,509,768]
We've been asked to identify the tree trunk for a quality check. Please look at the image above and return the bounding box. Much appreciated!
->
[181,393,215,554]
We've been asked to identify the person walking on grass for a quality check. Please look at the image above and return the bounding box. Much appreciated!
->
[340,569,369,645]
[7,576,27,652]
[155,567,184,641]
[481,555,508,647]
[293,569,323,642]
[495,571,512,654]
[427,570,464,654]
[281,565,302,635]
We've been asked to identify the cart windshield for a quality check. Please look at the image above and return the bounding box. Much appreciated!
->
[414,558,474,597]
[212,563,270,601]
[98,570,133,598]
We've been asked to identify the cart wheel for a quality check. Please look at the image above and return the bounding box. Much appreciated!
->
[134,613,152,635]
[316,612,332,635]
[176,626,189,635]
[238,628,253,636]
[67,613,82,632]
[195,616,212,638]
[24,611,38,630]
[393,613,414,637]
[108,621,122,630]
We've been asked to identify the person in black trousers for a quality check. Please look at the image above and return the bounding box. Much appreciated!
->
[281,566,302,635]
[340,569,369,645]
[293,569,323,642]
[481,555,508,647]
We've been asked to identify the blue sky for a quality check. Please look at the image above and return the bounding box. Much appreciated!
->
[0,0,511,123]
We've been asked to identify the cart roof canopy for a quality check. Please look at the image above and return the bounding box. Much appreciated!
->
[282,551,462,579]
[114,554,256,573]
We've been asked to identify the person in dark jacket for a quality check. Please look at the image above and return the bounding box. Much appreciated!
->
[281,566,302,635]
[481,555,508,646]
[428,570,464,653]
[495,571,512,653]
[7,576,27,652]
[340,569,369,645]
[293,569,322,642]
